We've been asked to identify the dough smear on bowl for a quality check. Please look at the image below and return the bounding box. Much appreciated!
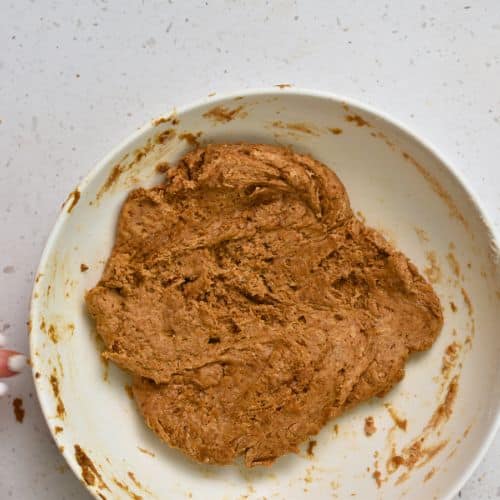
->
[86,143,443,467]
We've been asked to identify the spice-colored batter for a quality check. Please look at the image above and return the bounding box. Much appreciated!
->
[86,144,442,467]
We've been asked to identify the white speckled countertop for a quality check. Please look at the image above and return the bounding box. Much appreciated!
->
[0,1,499,498]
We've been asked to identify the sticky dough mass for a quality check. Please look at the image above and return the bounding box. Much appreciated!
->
[86,143,443,467]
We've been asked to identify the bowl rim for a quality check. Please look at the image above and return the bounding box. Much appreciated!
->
[29,87,500,500]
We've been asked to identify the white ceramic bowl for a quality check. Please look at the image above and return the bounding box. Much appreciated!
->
[30,88,500,500]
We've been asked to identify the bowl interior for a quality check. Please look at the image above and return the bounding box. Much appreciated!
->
[30,89,500,500]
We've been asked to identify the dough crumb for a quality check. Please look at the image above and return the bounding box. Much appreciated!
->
[306,440,317,457]
[364,416,377,436]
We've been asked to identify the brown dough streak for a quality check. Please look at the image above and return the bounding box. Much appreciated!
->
[74,445,108,490]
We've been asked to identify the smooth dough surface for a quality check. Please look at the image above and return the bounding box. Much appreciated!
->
[86,143,443,467]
